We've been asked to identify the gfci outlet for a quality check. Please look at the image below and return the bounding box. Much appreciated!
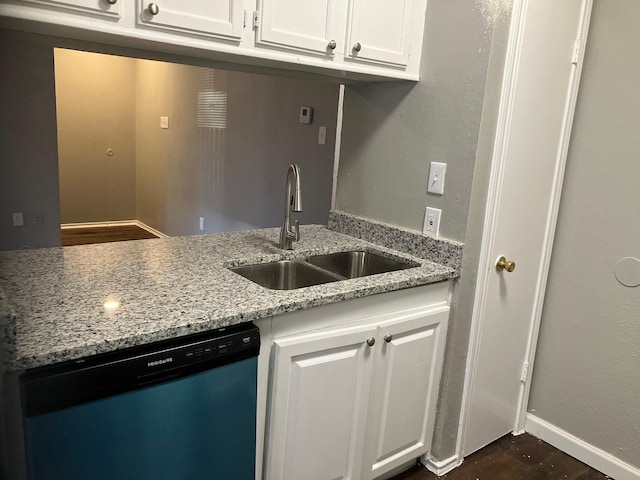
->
[423,207,441,236]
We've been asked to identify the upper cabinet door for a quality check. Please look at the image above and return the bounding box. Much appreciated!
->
[256,0,348,56]
[362,306,449,480]
[346,0,414,67]
[137,0,244,41]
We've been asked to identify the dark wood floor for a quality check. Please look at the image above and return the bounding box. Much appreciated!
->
[391,434,610,480]
[61,225,159,246]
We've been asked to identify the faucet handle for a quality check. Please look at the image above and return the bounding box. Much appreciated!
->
[294,220,300,241]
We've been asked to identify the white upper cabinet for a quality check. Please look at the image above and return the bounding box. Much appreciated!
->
[255,0,348,56]
[346,0,414,67]
[0,0,427,80]
[17,0,122,20]
[136,0,244,41]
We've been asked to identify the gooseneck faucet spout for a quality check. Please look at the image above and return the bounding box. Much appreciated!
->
[279,164,302,250]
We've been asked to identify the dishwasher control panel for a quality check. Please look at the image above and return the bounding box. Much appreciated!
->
[140,323,260,373]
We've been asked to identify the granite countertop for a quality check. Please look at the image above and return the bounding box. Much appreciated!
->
[0,223,460,372]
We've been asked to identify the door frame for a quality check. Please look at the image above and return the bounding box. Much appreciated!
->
[456,0,593,461]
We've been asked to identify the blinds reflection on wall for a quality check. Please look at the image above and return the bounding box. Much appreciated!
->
[198,68,226,189]
[197,91,227,129]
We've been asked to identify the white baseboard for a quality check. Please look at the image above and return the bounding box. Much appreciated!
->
[526,414,640,480]
[60,220,168,238]
[420,453,462,476]
[135,221,168,238]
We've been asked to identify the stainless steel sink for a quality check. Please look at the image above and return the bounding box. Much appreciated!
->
[230,260,342,290]
[229,251,416,290]
[305,251,414,279]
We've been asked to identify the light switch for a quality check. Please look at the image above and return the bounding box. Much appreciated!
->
[318,126,327,145]
[427,162,447,195]
[160,116,169,129]
[12,212,24,227]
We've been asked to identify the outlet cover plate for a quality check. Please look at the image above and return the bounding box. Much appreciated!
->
[423,207,441,236]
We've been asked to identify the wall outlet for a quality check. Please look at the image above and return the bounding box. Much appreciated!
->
[34,213,45,224]
[12,212,24,227]
[199,217,204,231]
[423,207,441,236]
[160,116,169,129]
[427,162,447,195]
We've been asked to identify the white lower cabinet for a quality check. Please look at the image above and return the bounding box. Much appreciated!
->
[266,323,376,480]
[262,283,450,480]
[362,307,448,479]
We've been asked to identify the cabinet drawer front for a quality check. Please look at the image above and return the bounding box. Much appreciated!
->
[137,0,243,40]
[256,0,347,55]
[18,0,121,19]
[265,324,376,480]
[346,0,413,67]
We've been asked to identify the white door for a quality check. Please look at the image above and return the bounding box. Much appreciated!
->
[362,306,449,480]
[137,0,244,40]
[462,0,593,456]
[264,323,376,480]
[345,0,413,67]
[256,0,347,55]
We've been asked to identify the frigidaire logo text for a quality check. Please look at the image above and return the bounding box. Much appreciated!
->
[147,357,173,368]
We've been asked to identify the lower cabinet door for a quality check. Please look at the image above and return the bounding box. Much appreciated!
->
[362,305,450,479]
[264,323,377,480]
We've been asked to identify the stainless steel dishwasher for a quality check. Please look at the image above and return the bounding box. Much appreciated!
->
[20,322,260,480]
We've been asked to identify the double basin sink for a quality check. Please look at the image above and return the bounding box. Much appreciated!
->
[230,251,416,290]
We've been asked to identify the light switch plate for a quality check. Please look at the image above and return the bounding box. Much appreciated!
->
[318,126,326,145]
[160,116,169,129]
[427,162,447,195]
[423,207,441,236]
[12,212,24,227]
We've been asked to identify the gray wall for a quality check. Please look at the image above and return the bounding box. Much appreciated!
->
[337,0,502,242]
[0,30,61,251]
[529,0,640,468]
[55,49,137,223]
[0,31,338,250]
[135,60,338,236]
[334,0,514,460]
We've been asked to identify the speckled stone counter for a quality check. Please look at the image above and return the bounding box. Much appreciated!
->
[0,225,459,372]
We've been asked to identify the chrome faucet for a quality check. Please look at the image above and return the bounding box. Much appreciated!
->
[279,164,302,250]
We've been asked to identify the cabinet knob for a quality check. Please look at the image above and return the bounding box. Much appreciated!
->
[496,256,516,273]
[353,42,362,52]
[384,334,392,343]
[148,3,159,15]
[105,0,117,4]
[366,337,375,347]
[327,40,337,50]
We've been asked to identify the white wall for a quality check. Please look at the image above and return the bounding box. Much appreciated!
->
[55,49,137,223]
[529,0,640,469]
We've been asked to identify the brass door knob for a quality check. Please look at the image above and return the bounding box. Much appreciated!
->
[496,256,516,272]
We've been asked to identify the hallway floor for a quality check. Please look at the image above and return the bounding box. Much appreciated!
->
[61,224,159,246]
[391,434,610,480]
